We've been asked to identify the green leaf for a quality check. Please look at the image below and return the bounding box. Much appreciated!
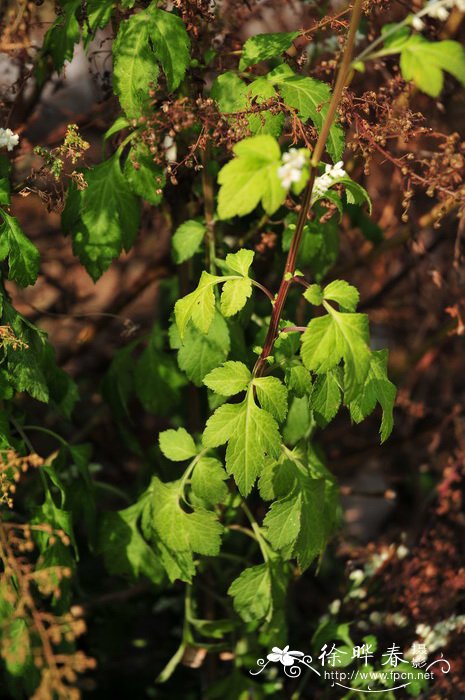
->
[211,73,284,137]
[283,209,339,281]
[146,7,190,91]
[172,219,206,263]
[399,37,465,97]
[239,31,299,70]
[113,11,160,118]
[286,364,312,398]
[323,279,359,311]
[268,65,344,162]
[174,271,223,338]
[349,349,396,442]
[159,427,197,461]
[3,619,31,676]
[228,558,287,623]
[62,155,140,280]
[224,249,254,276]
[123,143,165,205]
[134,325,185,415]
[203,391,281,495]
[203,361,251,396]
[41,0,80,72]
[148,477,223,582]
[191,456,228,506]
[303,284,324,306]
[310,370,342,426]
[220,277,252,317]
[0,155,11,205]
[0,210,40,287]
[263,449,339,569]
[1,301,49,402]
[301,306,371,402]
[99,499,164,584]
[339,177,372,213]
[253,376,288,423]
[171,311,230,387]
[217,135,285,219]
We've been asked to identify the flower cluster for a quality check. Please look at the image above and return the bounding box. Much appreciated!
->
[277,148,307,190]
[412,0,465,30]
[0,127,19,151]
[411,614,465,654]
[312,160,346,200]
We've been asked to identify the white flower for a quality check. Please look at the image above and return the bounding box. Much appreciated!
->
[163,134,177,163]
[329,599,341,615]
[349,568,365,585]
[0,127,19,151]
[277,148,307,190]
[412,16,426,30]
[312,160,347,200]
[396,544,409,559]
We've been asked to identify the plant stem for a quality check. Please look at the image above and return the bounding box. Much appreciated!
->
[201,146,217,274]
[253,0,364,377]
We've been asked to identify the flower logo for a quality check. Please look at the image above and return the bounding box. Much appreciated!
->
[266,645,304,666]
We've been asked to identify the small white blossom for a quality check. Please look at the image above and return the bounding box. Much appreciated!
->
[312,160,347,200]
[0,127,19,151]
[349,569,365,585]
[396,544,409,559]
[329,599,341,615]
[277,148,307,190]
[412,16,426,30]
[163,134,177,163]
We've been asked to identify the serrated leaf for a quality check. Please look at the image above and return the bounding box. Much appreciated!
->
[349,349,396,442]
[310,370,342,426]
[220,277,252,316]
[224,249,254,276]
[134,325,185,415]
[123,143,165,205]
[41,0,80,72]
[303,284,323,306]
[147,477,223,582]
[301,307,370,402]
[211,73,284,137]
[239,31,299,70]
[62,155,140,280]
[286,364,312,397]
[113,12,160,118]
[323,280,359,311]
[1,301,49,402]
[99,499,164,584]
[0,210,40,287]
[228,558,287,623]
[191,457,228,506]
[263,449,339,569]
[174,271,223,338]
[253,376,288,422]
[217,135,285,219]
[203,391,281,496]
[203,361,251,396]
[146,7,190,91]
[173,311,230,386]
[399,36,465,97]
[268,65,344,162]
[172,219,206,263]
[159,427,197,461]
